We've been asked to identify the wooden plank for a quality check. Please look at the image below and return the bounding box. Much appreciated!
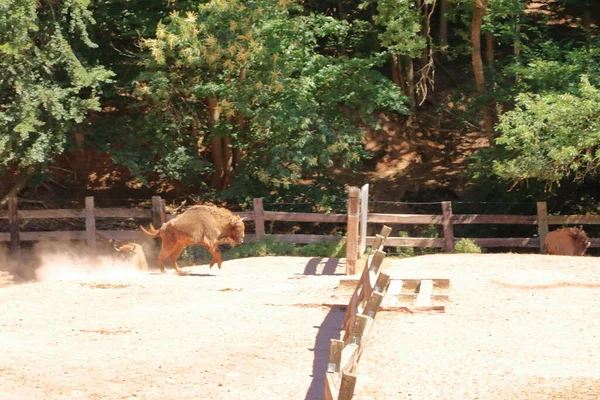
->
[338,372,358,400]
[0,233,9,241]
[397,294,451,302]
[266,234,342,244]
[346,187,360,275]
[262,211,346,223]
[324,373,339,400]
[373,272,390,294]
[442,201,454,253]
[470,238,540,247]
[8,197,20,255]
[359,184,369,254]
[547,215,600,225]
[415,280,434,306]
[366,237,445,247]
[368,213,444,224]
[363,291,385,319]
[339,343,359,373]
[94,208,151,219]
[253,198,266,240]
[327,339,344,373]
[19,231,87,241]
[95,230,148,241]
[151,196,165,229]
[386,279,404,296]
[349,314,371,346]
[85,196,97,250]
[396,278,451,290]
[452,214,537,224]
[537,202,548,254]
[379,305,446,313]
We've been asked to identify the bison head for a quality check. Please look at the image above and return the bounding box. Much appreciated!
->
[228,215,246,245]
[570,226,591,256]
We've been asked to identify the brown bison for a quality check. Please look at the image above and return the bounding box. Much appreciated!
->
[140,205,246,274]
[115,242,149,271]
[543,226,591,256]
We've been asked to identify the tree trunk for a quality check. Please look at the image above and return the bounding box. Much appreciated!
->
[471,0,494,137]
[471,0,486,94]
[485,33,494,70]
[207,97,226,189]
[439,0,448,54]
[404,56,416,112]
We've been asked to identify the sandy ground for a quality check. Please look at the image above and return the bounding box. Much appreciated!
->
[1,252,599,400]
[0,255,346,400]
[355,253,600,400]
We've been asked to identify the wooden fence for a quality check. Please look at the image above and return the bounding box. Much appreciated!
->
[324,226,392,400]
[1,184,599,275]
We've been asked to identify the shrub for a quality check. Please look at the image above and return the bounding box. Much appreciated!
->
[454,238,482,254]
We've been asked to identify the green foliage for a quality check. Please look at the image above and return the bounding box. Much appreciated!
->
[179,237,346,264]
[394,231,415,258]
[0,0,113,175]
[130,0,407,201]
[492,76,600,185]
[454,238,482,254]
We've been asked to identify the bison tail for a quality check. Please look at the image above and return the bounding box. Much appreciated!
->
[139,224,159,238]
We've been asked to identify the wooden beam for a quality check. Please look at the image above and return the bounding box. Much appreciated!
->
[327,339,344,373]
[8,197,20,255]
[442,201,454,253]
[452,214,537,224]
[253,198,266,240]
[262,211,346,223]
[359,184,369,255]
[537,202,548,254]
[338,372,358,400]
[85,196,97,250]
[368,213,444,224]
[345,187,360,275]
[151,196,165,229]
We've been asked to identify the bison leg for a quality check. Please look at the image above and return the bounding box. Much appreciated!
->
[157,236,177,273]
[168,243,186,275]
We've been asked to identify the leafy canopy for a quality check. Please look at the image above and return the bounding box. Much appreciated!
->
[0,0,113,174]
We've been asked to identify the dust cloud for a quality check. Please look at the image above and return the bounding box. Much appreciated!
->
[0,241,147,285]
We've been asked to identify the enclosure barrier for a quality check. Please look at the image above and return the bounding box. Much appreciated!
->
[2,186,600,274]
[324,226,392,400]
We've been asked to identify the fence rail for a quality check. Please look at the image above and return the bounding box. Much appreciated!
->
[1,185,599,275]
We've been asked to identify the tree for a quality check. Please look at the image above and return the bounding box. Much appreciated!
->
[0,0,113,200]
[135,0,408,198]
[491,77,600,186]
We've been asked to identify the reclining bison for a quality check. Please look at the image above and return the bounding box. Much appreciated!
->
[140,205,246,274]
[543,226,591,256]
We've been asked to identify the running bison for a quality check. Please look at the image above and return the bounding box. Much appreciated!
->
[543,225,591,256]
[115,242,149,271]
[140,205,246,274]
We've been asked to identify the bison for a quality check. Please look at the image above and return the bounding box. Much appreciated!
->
[543,225,591,256]
[115,242,149,271]
[140,205,246,274]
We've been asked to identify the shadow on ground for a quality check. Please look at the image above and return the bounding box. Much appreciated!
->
[305,307,345,400]
[302,258,345,276]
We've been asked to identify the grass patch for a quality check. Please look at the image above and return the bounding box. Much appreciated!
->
[179,237,346,264]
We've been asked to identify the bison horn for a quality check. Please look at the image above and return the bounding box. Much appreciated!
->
[240,217,247,221]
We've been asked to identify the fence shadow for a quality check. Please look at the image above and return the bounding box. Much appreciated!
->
[302,257,345,276]
[304,307,345,400]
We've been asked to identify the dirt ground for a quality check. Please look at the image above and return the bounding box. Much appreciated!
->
[1,252,599,400]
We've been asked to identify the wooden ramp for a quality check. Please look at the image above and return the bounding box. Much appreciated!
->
[380,278,450,312]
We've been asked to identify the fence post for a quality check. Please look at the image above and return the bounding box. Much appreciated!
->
[442,201,454,253]
[346,187,360,275]
[8,197,20,256]
[253,198,265,241]
[359,184,369,255]
[85,196,97,250]
[537,201,548,253]
[151,196,165,228]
